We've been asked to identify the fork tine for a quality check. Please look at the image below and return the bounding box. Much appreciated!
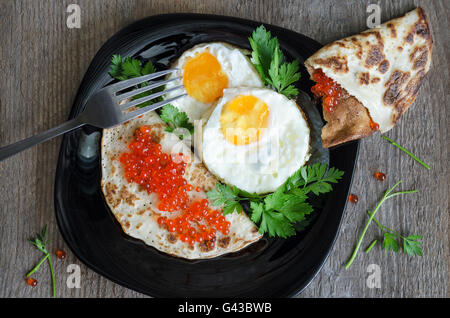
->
[109,69,179,92]
[120,85,184,110]
[121,94,187,122]
[116,77,181,101]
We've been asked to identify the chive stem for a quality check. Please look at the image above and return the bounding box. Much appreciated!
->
[47,254,56,298]
[365,240,378,253]
[381,136,430,170]
[26,254,49,277]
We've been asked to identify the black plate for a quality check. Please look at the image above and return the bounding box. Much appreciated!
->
[54,13,359,297]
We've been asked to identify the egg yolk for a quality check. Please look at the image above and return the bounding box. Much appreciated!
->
[183,51,229,103]
[220,95,269,146]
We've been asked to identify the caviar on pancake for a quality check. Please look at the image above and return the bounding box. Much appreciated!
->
[311,69,342,112]
[119,126,230,247]
[311,68,381,130]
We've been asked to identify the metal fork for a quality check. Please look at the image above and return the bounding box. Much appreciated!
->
[0,70,185,162]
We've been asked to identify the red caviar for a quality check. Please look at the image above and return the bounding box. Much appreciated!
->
[119,126,191,212]
[56,249,66,260]
[374,171,386,181]
[26,277,37,287]
[370,120,380,131]
[311,69,342,112]
[348,194,359,204]
[157,198,230,246]
[120,126,230,246]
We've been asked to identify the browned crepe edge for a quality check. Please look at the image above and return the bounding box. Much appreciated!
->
[320,88,374,148]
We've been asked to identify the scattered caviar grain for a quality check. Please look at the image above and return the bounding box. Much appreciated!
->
[348,194,359,203]
[26,277,37,287]
[56,249,66,260]
[374,171,386,181]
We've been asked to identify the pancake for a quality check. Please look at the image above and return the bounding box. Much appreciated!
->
[101,111,261,259]
[305,7,432,147]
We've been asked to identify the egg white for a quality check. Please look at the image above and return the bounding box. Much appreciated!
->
[164,42,263,121]
[201,87,311,194]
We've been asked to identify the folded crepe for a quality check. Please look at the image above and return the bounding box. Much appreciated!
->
[305,7,432,148]
[101,111,261,259]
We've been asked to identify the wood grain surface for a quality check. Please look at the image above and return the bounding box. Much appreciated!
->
[0,0,448,298]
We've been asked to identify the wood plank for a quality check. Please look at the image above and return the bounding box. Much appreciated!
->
[0,0,447,297]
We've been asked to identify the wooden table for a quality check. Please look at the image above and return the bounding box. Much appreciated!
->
[0,0,448,298]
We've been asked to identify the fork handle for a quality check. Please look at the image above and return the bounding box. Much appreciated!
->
[0,116,85,162]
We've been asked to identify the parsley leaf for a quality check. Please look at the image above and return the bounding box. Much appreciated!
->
[263,209,296,238]
[249,25,301,98]
[279,198,313,223]
[249,26,280,83]
[206,162,344,238]
[367,210,423,257]
[403,236,423,256]
[159,104,194,137]
[109,55,163,108]
[382,232,399,252]
[251,202,296,238]
[263,186,289,211]
[249,201,264,223]
[206,183,244,215]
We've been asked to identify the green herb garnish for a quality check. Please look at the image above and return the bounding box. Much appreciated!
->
[364,239,378,253]
[109,54,160,108]
[27,225,55,298]
[345,181,419,269]
[109,54,156,81]
[367,210,423,256]
[381,135,430,170]
[109,55,194,137]
[206,183,245,215]
[249,25,301,98]
[207,163,344,238]
[159,104,194,137]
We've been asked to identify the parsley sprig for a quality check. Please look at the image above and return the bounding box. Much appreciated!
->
[367,210,423,256]
[207,163,344,238]
[249,25,301,98]
[27,225,55,298]
[159,104,194,137]
[345,181,419,269]
[109,55,194,136]
[109,54,160,108]
[206,183,246,215]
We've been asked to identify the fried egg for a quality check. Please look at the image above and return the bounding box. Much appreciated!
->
[201,87,311,194]
[164,43,263,121]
